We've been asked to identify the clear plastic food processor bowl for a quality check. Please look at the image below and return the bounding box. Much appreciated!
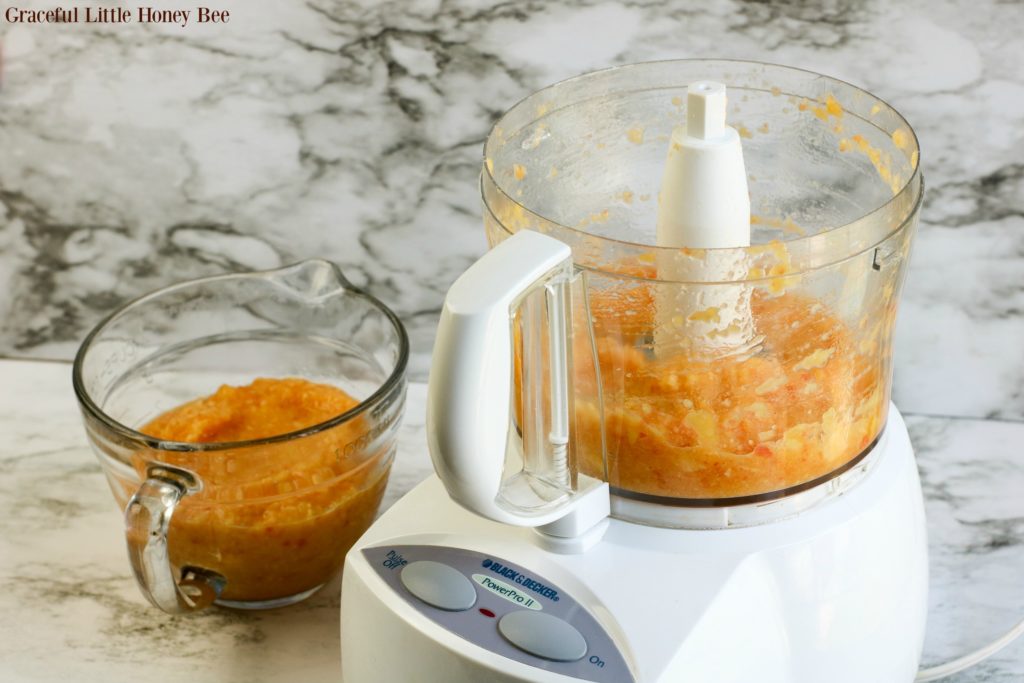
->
[481,60,922,526]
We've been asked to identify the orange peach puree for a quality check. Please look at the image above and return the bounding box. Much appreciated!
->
[572,278,888,500]
[140,378,390,602]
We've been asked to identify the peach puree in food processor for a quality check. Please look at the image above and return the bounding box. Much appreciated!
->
[570,259,892,501]
[138,378,389,601]
[495,86,912,503]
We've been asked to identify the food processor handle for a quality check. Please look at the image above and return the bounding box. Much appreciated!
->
[427,230,609,531]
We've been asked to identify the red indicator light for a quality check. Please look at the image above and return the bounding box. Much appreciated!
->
[479,608,496,618]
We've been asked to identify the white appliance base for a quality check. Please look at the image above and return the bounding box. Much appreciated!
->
[341,406,928,683]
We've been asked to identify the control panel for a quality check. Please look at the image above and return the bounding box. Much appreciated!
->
[363,545,633,682]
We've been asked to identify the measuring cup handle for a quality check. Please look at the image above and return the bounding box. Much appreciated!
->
[124,465,225,614]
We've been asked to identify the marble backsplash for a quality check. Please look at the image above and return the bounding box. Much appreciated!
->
[0,0,1021,419]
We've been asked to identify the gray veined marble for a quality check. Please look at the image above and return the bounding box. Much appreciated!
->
[1,360,1023,682]
[0,0,1022,420]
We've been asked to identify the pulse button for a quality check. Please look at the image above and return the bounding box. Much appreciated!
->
[498,610,587,662]
[400,561,477,611]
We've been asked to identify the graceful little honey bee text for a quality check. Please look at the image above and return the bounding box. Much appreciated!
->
[4,7,230,28]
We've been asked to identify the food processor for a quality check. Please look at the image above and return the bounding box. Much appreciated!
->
[341,60,931,682]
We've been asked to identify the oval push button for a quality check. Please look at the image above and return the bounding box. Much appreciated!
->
[400,561,477,611]
[498,610,587,662]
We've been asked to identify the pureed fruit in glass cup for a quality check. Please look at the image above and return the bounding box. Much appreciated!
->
[481,60,921,524]
[73,260,408,612]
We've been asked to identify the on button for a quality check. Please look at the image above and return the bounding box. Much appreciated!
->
[498,610,587,662]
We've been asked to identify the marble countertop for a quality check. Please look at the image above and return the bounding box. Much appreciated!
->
[0,359,1022,682]
[1,0,1022,680]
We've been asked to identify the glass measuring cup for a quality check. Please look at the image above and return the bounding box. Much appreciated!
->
[73,260,408,612]
[430,60,922,529]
